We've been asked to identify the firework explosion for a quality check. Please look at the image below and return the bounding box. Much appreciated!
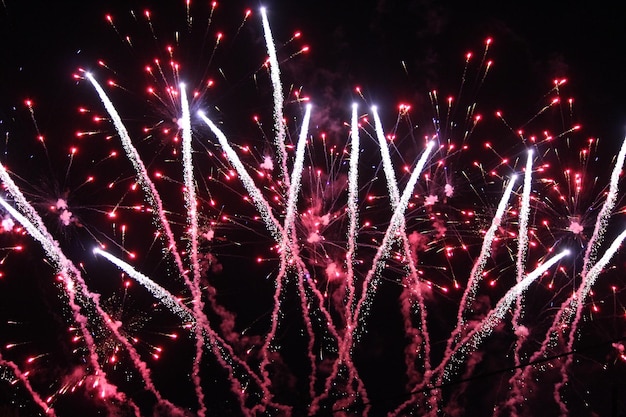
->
[1,2,626,417]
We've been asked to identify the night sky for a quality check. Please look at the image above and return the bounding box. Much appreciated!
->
[1,1,626,416]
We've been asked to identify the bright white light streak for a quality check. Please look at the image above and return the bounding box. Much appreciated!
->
[516,150,533,282]
[582,136,626,275]
[371,106,400,206]
[345,103,360,316]
[198,111,281,240]
[180,83,199,257]
[389,141,436,234]
[260,7,289,185]
[352,141,435,332]
[438,174,518,377]
[440,249,570,380]
[93,248,195,324]
[283,103,312,231]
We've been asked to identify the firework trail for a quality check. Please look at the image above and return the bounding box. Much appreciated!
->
[507,150,533,405]
[369,105,434,387]
[344,103,360,320]
[552,136,626,415]
[260,7,289,187]
[255,102,312,395]
[439,175,517,363]
[310,138,435,415]
[200,107,345,409]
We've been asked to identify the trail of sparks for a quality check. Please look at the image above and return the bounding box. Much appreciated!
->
[344,103,360,320]
[180,83,208,417]
[507,135,626,416]
[93,246,287,416]
[441,175,517,362]
[260,6,289,187]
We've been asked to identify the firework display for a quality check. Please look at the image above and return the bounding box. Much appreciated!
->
[1,2,625,416]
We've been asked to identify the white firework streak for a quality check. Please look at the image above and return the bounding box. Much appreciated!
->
[413,249,571,417]
[256,103,312,394]
[553,228,626,414]
[344,103,360,319]
[179,83,208,417]
[282,105,326,401]
[92,247,283,416]
[180,84,202,288]
[495,150,533,417]
[512,152,533,356]
[201,107,347,409]
[199,111,283,240]
[260,7,289,187]
[581,134,626,276]
[93,248,195,323]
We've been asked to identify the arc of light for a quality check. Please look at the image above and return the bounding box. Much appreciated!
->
[260,7,289,186]
[553,228,626,414]
[179,83,209,417]
[352,140,436,330]
[311,140,435,415]
[344,103,360,317]
[200,107,338,411]
[199,111,282,240]
[438,249,571,382]
[369,105,435,364]
[510,136,626,414]
[257,103,313,398]
[511,150,533,359]
[442,175,517,355]
[93,248,195,322]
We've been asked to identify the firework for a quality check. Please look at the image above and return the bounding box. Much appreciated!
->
[1,2,625,417]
